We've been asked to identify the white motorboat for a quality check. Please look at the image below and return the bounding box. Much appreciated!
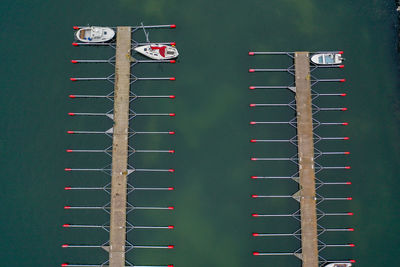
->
[134,44,179,60]
[324,263,352,267]
[75,26,115,43]
[311,53,343,65]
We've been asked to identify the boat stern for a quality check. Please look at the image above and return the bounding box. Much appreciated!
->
[335,53,343,64]
[166,46,179,58]
[75,28,86,42]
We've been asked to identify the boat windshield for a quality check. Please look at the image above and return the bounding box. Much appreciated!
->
[91,28,103,38]
[324,54,335,64]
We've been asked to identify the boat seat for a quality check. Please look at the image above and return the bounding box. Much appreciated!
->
[79,30,86,39]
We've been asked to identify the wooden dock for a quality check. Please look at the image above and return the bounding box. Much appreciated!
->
[294,52,319,267]
[108,26,131,267]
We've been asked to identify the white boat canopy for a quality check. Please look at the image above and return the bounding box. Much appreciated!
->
[311,53,343,65]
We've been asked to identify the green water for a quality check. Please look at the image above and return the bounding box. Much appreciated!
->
[0,0,399,266]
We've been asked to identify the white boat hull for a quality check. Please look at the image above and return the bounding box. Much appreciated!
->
[75,27,115,43]
[324,263,352,267]
[134,44,179,60]
[311,53,343,65]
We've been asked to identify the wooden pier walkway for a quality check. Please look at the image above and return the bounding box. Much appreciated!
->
[108,26,131,267]
[294,52,319,267]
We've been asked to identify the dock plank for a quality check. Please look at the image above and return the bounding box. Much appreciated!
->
[295,52,319,267]
[109,26,131,267]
